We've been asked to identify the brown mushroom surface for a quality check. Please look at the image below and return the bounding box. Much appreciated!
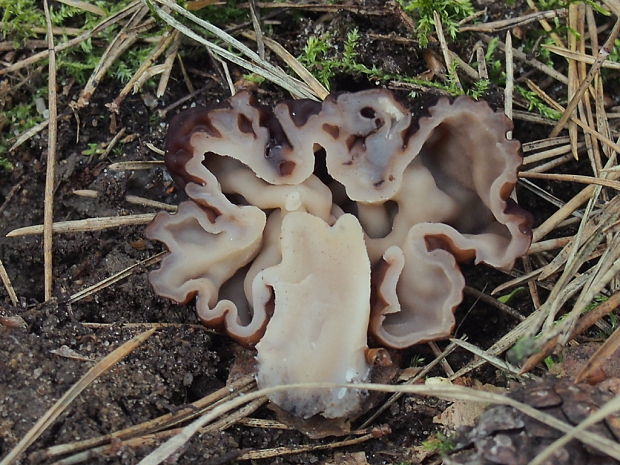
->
[147,89,532,418]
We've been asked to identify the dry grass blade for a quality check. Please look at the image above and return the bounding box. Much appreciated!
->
[549,204,620,323]
[148,0,318,100]
[544,43,620,69]
[512,110,557,126]
[6,214,156,237]
[575,323,620,383]
[242,31,329,99]
[237,418,293,430]
[8,119,49,152]
[528,236,572,254]
[518,171,620,190]
[476,43,488,79]
[480,34,568,84]
[0,180,25,217]
[77,5,151,109]
[156,31,182,97]
[67,252,164,304]
[526,0,565,46]
[99,128,127,159]
[108,160,164,170]
[0,1,140,76]
[571,289,620,339]
[0,328,157,465]
[237,432,381,461]
[449,306,548,379]
[47,430,183,465]
[56,0,106,16]
[200,397,267,435]
[34,375,255,462]
[505,31,513,139]
[460,9,566,32]
[550,17,620,137]
[527,153,575,173]
[81,322,210,330]
[125,195,177,211]
[71,190,176,211]
[137,382,620,465]
[249,2,388,15]
[433,11,462,91]
[42,0,58,302]
[109,29,176,112]
[523,143,577,165]
[522,136,571,152]
[248,0,265,59]
[428,340,455,376]
[47,397,266,465]
[566,3,581,160]
[519,178,578,212]
[518,198,620,372]
[532,174,619,242]
[492,268,546,296]
[463,286,525,321]
[449,338,537,379]
[0,258,19,306]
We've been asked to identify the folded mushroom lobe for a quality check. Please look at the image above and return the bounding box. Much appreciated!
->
[370,225,466,349]
[165,91,322,188]
[145,165,268,345]
[254,212,371,418]
[367,97,532,348]
[148,89,534,417]
[204,155,333,221]
[364,96,532,268]
[315,90,417,203]
[165,102,230,189]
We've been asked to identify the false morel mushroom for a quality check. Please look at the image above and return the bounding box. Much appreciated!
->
[146,89,533,419]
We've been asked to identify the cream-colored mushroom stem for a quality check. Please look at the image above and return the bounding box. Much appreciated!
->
[254,212,371,418]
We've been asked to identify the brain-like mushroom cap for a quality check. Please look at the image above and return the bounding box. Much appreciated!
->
[147,89,532,417]
[363,97,532,348]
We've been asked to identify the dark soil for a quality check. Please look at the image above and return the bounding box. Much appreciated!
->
[0,1,583,464]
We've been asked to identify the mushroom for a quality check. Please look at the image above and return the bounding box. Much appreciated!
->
[146,89,532,418]
[145,163,268,344]
[253,212,371,418]
[363,97,533,348]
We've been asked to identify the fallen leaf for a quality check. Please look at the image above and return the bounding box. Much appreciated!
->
[433,380,505,428]
[50,345,93,362]
[0,315,27,329]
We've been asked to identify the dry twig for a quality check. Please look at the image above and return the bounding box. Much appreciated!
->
[42,0,58,301]
[6,214,156,237]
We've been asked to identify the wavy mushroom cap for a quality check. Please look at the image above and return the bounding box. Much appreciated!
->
[147,89,532,417]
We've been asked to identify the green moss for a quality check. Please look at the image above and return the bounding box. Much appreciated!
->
[397,0,474,47]
[298,29,465,95]
[422,433,456,455]
[515,85,562,120]
[0,0,45,42]
[497,286,526,304]
[0,157,13,171]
